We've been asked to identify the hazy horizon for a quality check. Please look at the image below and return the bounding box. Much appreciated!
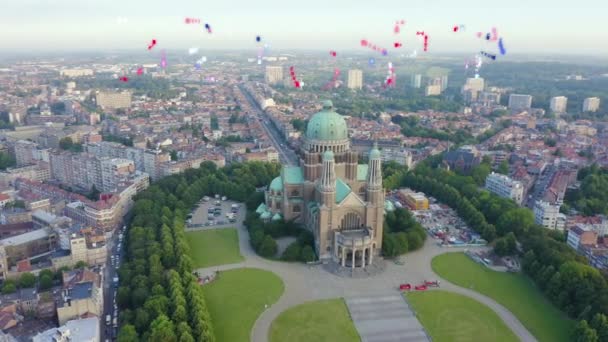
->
[1,0,607,57]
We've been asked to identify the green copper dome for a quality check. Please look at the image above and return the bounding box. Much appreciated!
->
[270,176,283,192]
[305,100,348,141]
[369,142,381,159]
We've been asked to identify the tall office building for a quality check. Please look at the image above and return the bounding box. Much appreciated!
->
[508,94,533,111]
[410,74,422,88]
[583,97,600,112]
[347,69,363,90]
[265,66,284,85]
[478,92,501,106]
[95,91,131,109]
[550,96,568,113]
[440,75,449,91]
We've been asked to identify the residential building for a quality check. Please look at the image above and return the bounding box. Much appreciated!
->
[398,189,429,210]
[462,77,485,101]
[583,97,600,112]
[485,172,524,205]
[508,94,533,111]
[95,91,131,109]
[0,228,57,279]
[347,69,363,90]
[264,66,283,85]
[33,317,100,342]
[0,164,51,186]
[550,96,568,113]
[144,149,171,181]
[534,200,565,230]
[59,69,94,77]
[425,84,441,96]
[478,92,501,106]
[443,146,481,174]
[410,74,422,88]
[56,270,103,325]
[567,224,598,251]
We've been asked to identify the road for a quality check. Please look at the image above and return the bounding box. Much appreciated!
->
[237,84,299,165]
[100,225,125,342]
[195,222,537,342]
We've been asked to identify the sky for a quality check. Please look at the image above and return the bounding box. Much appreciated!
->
[1,0,607,56]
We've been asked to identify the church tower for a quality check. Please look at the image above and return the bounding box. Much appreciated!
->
[319,150,336,205]
[366,143,383,205]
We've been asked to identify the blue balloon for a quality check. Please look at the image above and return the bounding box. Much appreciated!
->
[368,58,375,65]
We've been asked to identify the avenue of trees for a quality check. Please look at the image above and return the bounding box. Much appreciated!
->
[117,161,281,341]
[394,161,608,341]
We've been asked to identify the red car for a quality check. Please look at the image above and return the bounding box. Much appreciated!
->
[415,285,427,291]
[399,283,411,291]
[424,280,441,287]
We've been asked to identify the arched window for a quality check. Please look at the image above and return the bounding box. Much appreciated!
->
[291,189,299,197]
[293,205,301,213]
[340,212,362,231]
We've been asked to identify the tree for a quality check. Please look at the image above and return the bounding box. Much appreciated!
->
[590,313,608,342]
[258,235,278,258]
[300,245,316,262]
[497,160,509,175]
[170,150,178,161]
[573,320,599,342]
[149,314,177,342]
[471,163,491,185]
[18,272,36,288]
[39,274,53,290]
[59,137,74,150]
[281,242,301,261]
[74,260,88,269]
[2,281,16,294]
[87,185,101,201]
[0,151,16,170]
[496,208,535,237]
[118,324,139,342]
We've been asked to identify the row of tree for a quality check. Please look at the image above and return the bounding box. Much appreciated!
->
[409,163,608,341]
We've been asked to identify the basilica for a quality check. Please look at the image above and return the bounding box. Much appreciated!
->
[257,100,384,268]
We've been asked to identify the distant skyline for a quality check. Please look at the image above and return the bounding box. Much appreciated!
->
[1,0,607,56]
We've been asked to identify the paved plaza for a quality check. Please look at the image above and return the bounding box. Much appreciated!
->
[195,214,537,342]
[345,294,430,342]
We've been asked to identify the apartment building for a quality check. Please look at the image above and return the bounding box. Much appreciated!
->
[485,172,524,205]
[550,96,568,113]
[347,69,363,90]
[56,269,103,325]
[144,149,171,181]
[0,163,51,186]
[583,97,600,112]
[95,91,131,109]
[265,66,283,85]
[534,200,566,230]
[508,94,533,111]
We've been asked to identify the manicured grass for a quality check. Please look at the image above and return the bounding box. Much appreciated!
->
[269,299,360,342]
[204,268,284,342]
[186,228,243,268]
[432,252,574,342]
[406,291,518,342]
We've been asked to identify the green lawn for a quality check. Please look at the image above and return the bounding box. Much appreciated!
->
[270,299,360,342]
[186,228,243,268]
[406,291,518,342]
[432,252,574,342]
[204,268,284,342]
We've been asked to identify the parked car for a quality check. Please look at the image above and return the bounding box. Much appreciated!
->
[415,285,428,291]
[399,284,411,291]
[424,280,440,287]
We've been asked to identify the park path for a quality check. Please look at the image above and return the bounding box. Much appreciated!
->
[196,223,537,342]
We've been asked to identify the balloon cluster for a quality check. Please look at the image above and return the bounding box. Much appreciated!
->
[289,66,301,88]
[384,62,395,87]
[360,39,388,56]
[322,68,340,90]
